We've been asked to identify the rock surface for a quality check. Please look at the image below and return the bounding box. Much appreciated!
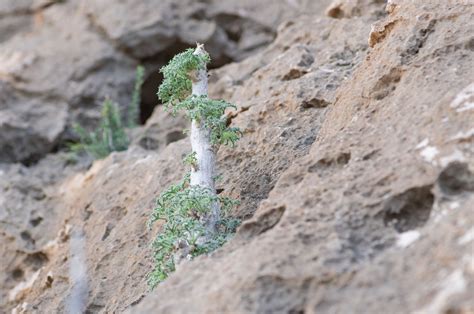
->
[0,1,136,164]
[133,1,474,313]
[1,0,473,313]
[0,0,328,164]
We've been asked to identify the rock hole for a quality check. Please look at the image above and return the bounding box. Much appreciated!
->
[20,231,36,248]
[336,152,351,165]
[165,130,186,144]
[401,19,437,64]
[101,223,114,241]
[238,205,286,240]
[24,252,49,270]
[214,13,275,58]
[138,134,160,150]
[383,185,434,232]
[215,13,243,42]
[11,268,24,281]
[29,216,43,227]
[370,67,403,100]
[138,41,193,124]
[79,202,93,222]
[139,70,162,124]
[362,149,380,161]
[282,68,308,81]
[86,303,105,314]
[45,273,54,288]
[437,162,474,196]
[129,294,146,307]
[243,275,307,313]
[108,206,127,221]
[464,37,474,51]
[327,7,344,19]
[301,97,330,109]
[308,152,351,173]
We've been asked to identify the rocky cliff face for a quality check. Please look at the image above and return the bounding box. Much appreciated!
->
[0,0,328,164]
[1,0,473,313]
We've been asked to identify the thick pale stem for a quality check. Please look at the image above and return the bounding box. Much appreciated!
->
[190,44,219,234]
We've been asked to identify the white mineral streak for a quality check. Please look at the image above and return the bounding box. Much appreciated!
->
[396,230,421,248]
[450,82,474,112]
[67,229,88,314]
[420,146,439,163]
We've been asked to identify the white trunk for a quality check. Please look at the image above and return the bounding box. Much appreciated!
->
[191,44,219,234]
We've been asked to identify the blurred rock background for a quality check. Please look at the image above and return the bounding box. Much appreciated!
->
[1,0,473,313]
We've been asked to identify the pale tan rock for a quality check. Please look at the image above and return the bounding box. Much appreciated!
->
[1,0,473,313]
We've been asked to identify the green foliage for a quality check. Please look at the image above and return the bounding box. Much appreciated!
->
[183,151,197,168]
[149,46,242,288]
[128,65,145,128]
[157,49,240,147]
[148,174,239,287]
[70,99,129,159]
[158,49,210,107]
[70,65,145,159]
[174,96,241,146]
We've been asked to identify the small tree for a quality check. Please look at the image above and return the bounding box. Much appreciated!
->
[149,44,240,286]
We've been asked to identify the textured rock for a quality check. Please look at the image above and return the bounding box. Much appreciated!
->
[0,1,136,163]
[86,0,331,63]
[134,0,474,313]
[1,146,191,312]
[0,153,88,309]
[0,82,68,164]
[1,3,366,312]
[130,107,188,152]
[0,0,332,164]
[326,0,386,19]
[1,0,474,313]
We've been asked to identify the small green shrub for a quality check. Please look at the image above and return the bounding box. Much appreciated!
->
[183,151,197,168]
[70,99,128,159]
[158,49,210,106]
[158,49,240,147]
[70,65,145,159]
[174,95,241,146]
[158,48,241,146]
[148,172,239,287]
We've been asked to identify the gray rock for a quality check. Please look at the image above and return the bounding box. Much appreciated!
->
[0,1,136,163]
[0,0,331,164]
[0,82,68,163]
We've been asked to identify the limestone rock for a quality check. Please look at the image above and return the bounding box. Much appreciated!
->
[0,0,332,163]
[134,1,474,313]
[0,1,136,163]
[1,0,473,313]
[326,0,386,19]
